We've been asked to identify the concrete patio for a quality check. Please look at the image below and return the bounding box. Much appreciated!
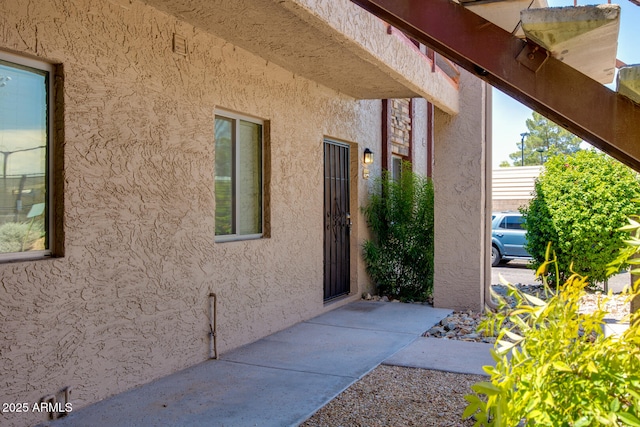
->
[46,301,495,427]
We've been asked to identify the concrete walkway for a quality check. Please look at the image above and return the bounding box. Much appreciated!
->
[48,301,494,427]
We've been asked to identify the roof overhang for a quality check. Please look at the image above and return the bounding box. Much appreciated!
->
[142,0,459,112]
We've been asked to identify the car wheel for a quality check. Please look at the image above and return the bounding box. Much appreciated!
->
[491,246,501,267]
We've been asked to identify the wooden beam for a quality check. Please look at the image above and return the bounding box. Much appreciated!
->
[351,0,640,171]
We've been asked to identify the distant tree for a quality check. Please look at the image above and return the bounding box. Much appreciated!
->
[503,112,582,167]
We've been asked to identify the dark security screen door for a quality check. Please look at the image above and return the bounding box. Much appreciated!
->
[324,140,350,300]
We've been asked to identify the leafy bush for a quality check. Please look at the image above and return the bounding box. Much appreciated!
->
[362,162,434,301]
[464,246,640,426]
[523,150,640,285]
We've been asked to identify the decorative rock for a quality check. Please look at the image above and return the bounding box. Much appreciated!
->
[362,283,629,344]
[426,326,445,335]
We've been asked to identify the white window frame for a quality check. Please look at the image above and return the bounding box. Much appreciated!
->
[0,51,54,261]
[214,109,264,243]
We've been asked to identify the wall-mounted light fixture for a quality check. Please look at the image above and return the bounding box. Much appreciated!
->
[363,148,373,179]
[363,148,374,165]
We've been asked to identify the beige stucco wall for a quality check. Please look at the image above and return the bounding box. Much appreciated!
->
[411,98,430,177]
[0,1,388,425]
[142,0,460,111]
[432,70,489,312]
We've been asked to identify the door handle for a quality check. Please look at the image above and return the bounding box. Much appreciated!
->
[496,233,504,238]
[346,213,352,231]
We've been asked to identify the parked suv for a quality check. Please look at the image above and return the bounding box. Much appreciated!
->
[491,211,532,266]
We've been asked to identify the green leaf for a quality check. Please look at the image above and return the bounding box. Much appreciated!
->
[462,399,480,419]
[552,361,572,372]
[623,239,640,247]
[522,292,546,307]
[574,416,592,427]
[471,381,501,396]
[464,394,480,404]
[618,412,640,427]
[496,339,517,354]
[619,218,640,231]
[610,398,621,413]
[503,330,524,341]
[528,409,543,419]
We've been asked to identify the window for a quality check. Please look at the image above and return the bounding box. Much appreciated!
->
[0,52,53,260]
[214,111,263,241]
[391,156,403,182]
[499,215,525,230]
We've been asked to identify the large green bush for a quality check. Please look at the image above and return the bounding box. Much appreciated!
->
[362,162,434,301]
[523,150,640,285]
[464,248,640,426]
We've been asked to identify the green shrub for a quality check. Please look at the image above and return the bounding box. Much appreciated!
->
[523,150,640,285]
[464,246,640,426]
[362,162,434,301]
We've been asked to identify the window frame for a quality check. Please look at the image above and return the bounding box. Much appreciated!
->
[214,109,264,243]
[391,155,403,182]
[0,51,54,262]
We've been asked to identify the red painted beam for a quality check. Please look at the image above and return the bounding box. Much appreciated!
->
[351,0,640,171]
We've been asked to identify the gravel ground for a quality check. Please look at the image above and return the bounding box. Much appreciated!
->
[301,285,632,427]
[300,366,483,427]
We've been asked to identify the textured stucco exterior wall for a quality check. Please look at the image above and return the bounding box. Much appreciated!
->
[290,0,459,111]
[0,1,384,425]
[353,100,382,298]
[433,70,489,311]
[411,98,430,177]
[142,0,460,110]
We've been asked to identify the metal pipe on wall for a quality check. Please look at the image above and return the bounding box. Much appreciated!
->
[209,293,218,359]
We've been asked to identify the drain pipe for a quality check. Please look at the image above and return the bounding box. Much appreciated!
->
[484,275,498,311]
[209,292,218,359]
[483,216,498,312]
[484,84,498,312]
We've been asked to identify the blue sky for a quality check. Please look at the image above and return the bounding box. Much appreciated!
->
[0,62,47,175]
[492,0,640,168]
